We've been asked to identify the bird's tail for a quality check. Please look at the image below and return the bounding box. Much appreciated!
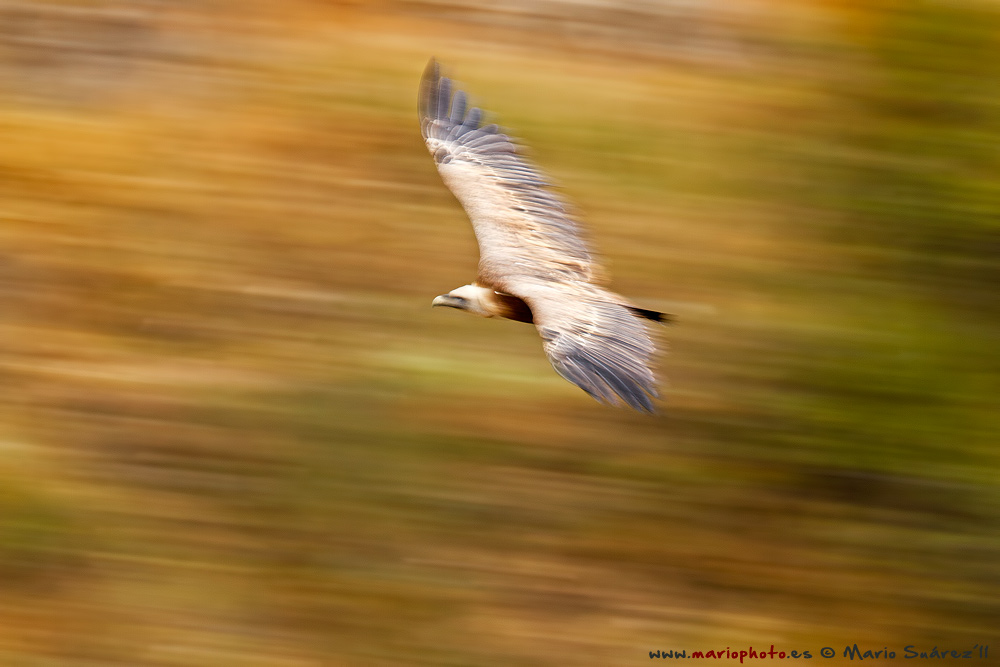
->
[625,305,673,324]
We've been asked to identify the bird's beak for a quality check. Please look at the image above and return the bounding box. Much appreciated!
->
[432,294,467,309]
[432,294,453,308]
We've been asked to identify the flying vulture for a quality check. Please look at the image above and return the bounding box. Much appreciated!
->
[419,59,667,412]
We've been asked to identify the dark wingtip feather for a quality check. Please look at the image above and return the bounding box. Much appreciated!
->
[420,59,478,145]
[418,58,442,134]
[449,90,467,124]
[419,59,438,108]
[422,57,439,84]
[436,77,451,123]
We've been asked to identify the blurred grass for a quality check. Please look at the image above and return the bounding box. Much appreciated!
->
[0,0,997,664]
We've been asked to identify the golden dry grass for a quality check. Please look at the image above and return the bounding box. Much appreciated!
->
[0,1,997,664]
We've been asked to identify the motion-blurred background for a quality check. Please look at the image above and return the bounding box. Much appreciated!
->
[1,0,997,664]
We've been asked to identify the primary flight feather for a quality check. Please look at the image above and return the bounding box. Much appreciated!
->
[419,59,667,412]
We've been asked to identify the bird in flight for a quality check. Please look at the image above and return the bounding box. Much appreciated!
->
[419,59,667,412]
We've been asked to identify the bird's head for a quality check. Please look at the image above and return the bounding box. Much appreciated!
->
[432,284,494,317]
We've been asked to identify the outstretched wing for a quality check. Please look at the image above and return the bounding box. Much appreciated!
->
[419,59,598,287]
[419,59,660,411]
[510,279,659,412]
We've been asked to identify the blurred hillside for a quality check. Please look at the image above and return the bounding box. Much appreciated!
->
[0,0,997,664]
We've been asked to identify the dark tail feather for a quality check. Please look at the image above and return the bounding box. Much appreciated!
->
[625,305,673,324]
